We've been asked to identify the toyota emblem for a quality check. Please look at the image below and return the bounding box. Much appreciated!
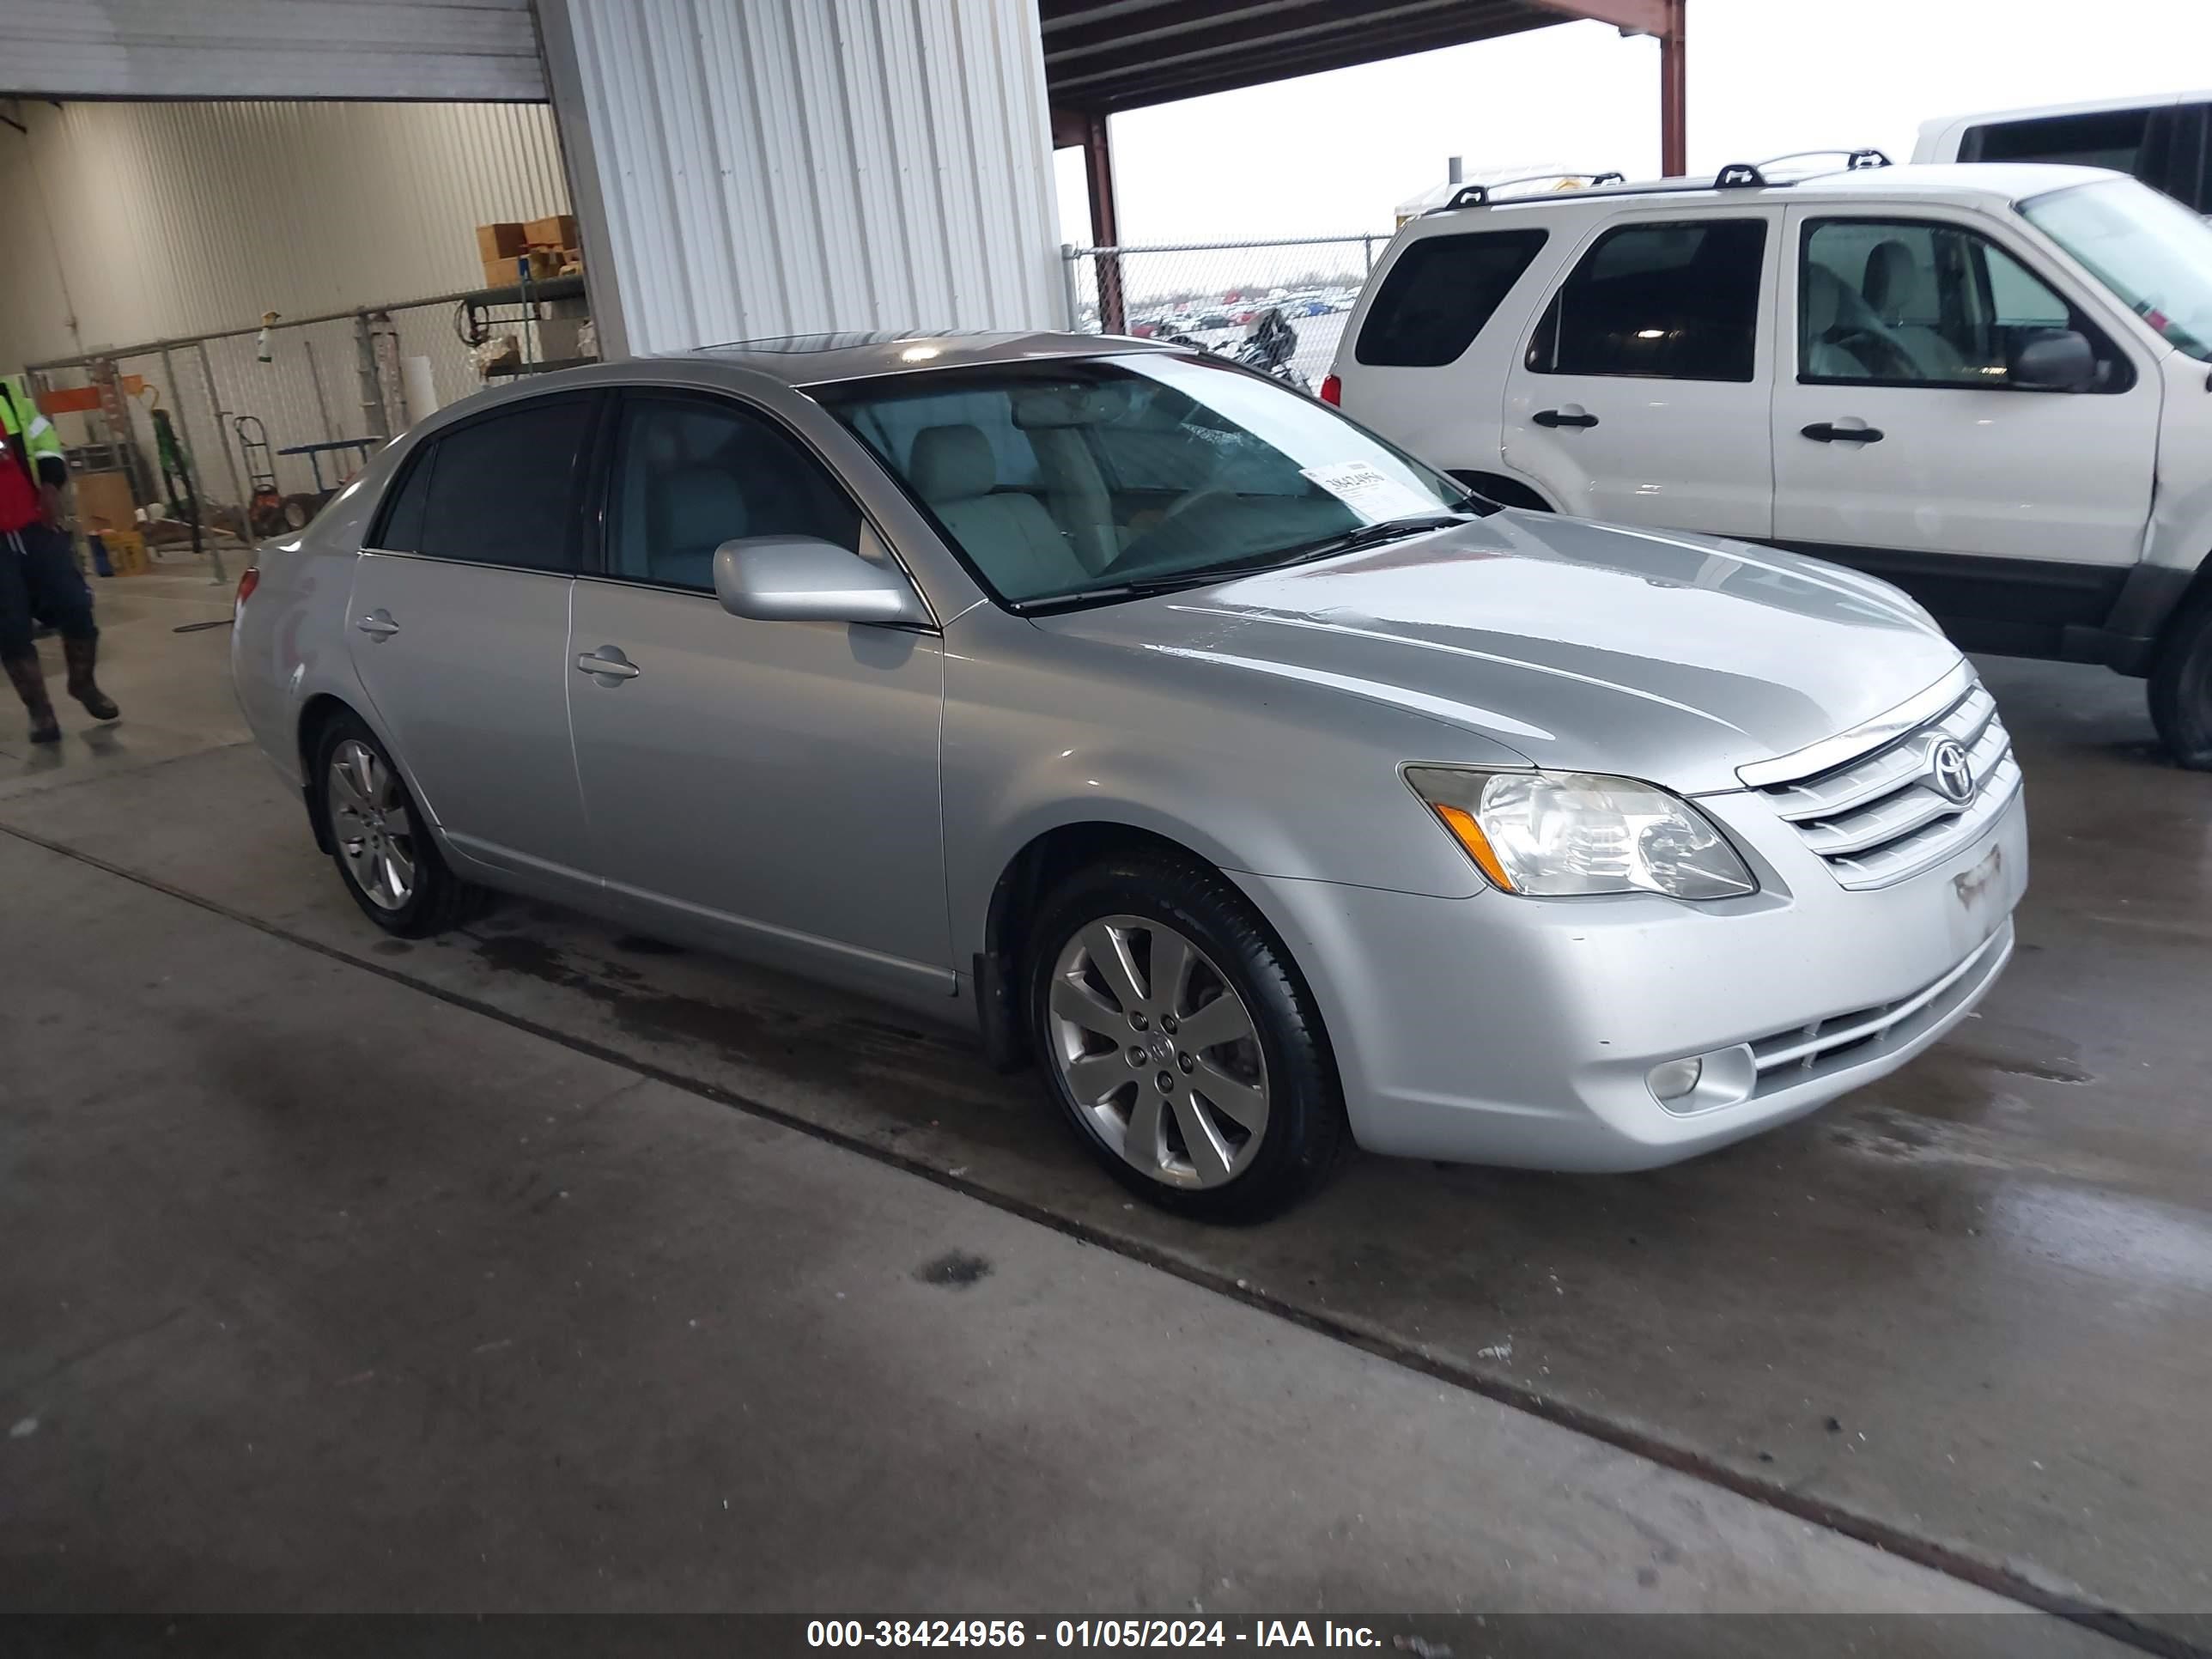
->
[1928,737,1974,805]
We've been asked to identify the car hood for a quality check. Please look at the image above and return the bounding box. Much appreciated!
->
[1036,511,1964,794]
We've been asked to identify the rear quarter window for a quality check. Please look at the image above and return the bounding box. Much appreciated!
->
[1354,228,1549,367]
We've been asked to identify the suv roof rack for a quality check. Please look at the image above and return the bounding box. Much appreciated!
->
[1433,171,1627,212]
[1429,149,1894,214]
[1715,149,1893,188]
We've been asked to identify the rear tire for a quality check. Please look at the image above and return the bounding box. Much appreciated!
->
[2148,594,2212,770]
[313,712,480,937]
[1025,854,1344,1222]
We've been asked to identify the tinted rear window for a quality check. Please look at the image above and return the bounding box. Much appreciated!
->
[405,397,594,572]
[1527,218,1767,382]
[1355,228,1548,367]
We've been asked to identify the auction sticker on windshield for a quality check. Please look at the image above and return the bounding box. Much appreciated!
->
[1300,461,1437,522]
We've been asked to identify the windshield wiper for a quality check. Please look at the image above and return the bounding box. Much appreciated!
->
[1009,514,1468,616]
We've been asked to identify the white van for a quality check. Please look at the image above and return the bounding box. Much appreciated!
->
[1325,156,2212,765]
[1915,93,2211,216]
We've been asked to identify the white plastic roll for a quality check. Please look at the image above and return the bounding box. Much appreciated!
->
[400,356,440,428]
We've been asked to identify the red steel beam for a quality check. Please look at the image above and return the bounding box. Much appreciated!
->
[1528,0,1670,33]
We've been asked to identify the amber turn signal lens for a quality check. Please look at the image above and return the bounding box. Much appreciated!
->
[1431,802,1516,891]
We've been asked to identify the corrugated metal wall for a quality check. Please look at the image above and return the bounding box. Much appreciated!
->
[541,0,1063,356]
[0,98,569,366]
[0,0,547,101]
[0,96,573,507]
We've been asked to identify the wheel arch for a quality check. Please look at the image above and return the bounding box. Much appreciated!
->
[974,819,1334,1075]
[295,693,359,854]
[1449,468,1556,513]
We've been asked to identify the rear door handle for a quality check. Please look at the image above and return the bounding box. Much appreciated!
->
[356,610,399,639]
[1802,422,1884,444]
[1532,407,1600,429]
[574,646,641,682]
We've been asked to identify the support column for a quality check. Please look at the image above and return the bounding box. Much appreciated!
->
[1080,110,1126,336]
[1659,0,1686,177]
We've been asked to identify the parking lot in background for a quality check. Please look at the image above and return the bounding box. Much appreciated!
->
[3,580,2208,1648]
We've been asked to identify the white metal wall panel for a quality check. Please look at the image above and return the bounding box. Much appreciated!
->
[0,98,569,367]
[0,0,547,101]
[541,0,1063,356]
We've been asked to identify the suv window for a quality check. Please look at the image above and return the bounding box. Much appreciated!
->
[607,395,860,592]
[384,396,594,570]
[1800,217,2120,389]
[1526,218,1767,382]
[1355,228,1548,367]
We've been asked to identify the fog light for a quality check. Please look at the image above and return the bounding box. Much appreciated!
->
[1646,1056,1704,1102]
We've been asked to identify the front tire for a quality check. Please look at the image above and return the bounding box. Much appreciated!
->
[314,713,479,936]
[2148,593,2212,769]
[1025,854,1344,1222]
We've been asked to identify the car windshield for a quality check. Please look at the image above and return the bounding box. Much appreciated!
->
[813,354,1471,610]
[2021,178,2212,362]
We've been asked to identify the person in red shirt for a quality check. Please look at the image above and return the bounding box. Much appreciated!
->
[1,377,118,745]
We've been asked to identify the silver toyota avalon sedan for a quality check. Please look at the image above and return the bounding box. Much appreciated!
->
[232,331,2026,1219]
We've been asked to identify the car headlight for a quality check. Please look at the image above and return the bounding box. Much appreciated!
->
[1405,766,1756,900]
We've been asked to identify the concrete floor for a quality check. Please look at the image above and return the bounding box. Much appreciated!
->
[2,568,2208,1648]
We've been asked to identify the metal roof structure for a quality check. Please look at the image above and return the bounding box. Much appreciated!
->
[1039,0,1680,116]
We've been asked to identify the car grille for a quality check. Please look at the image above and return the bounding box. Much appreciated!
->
[1750,678,2021,890]
[1749,921,2013,1092]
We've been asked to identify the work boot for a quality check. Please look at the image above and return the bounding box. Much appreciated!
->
[61,634,119,722]
[3,654,61,744]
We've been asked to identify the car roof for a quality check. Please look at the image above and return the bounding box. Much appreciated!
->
[1409,160,2124,229]
[679,329,1171,386]
[1922,89,2210,131]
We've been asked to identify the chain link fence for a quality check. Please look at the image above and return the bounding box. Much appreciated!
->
[1061,234,1390,386]
[25,280,592,570]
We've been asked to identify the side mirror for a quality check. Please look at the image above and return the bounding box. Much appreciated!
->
[712,532,930,628]
[2008,329,2099,392]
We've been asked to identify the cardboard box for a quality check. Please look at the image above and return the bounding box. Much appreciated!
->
[71,469,137,538]
[482,248,566,289]
[476,222,528,261]
[524,213,579,249]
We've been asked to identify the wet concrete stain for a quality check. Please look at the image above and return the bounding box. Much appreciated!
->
[371,939,412,957]
[460,926,1011,1135]
[915,1250,993,1289]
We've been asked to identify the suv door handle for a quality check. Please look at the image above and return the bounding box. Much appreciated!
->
[1802,422,1884,444]
[356,610,399,639]
[574,646,641,682]
[1532,407,1599,429]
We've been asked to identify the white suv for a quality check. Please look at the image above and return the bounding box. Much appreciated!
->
[1325,155,2212,764]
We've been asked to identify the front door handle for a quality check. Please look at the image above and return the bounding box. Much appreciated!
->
[356,609,399,639]
[1532,406,1600,429]
[574,646,641,683]
[1802,422,1884,444]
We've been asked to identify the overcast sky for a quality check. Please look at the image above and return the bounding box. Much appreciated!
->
[1051,0,2212,245]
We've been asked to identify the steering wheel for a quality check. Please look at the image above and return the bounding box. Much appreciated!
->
[1827,325,1923,381]
[1104,483,1242,575]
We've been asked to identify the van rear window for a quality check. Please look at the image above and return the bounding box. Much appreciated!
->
[1354,228,1548,367]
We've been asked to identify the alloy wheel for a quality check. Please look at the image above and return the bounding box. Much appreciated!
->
[327,738,416,911]
[1047,915,1270,1189]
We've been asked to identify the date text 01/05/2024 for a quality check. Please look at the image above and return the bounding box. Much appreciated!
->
[805,1620,1385,1649]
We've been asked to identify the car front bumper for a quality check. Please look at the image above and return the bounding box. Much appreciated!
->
[1233,786,2027,1172]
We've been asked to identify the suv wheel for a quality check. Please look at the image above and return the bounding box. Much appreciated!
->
[2148,594,2212,770]
[316,714,480,936]
[1026,854,1344,1221]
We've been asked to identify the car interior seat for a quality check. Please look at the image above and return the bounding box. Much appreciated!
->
[1861,240,1971,379]
[909,422,1090,597]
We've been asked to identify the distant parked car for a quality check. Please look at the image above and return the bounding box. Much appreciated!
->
[1328,155,2212,765]
[234,331,2022,1219]
[1915,91,2212,216]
